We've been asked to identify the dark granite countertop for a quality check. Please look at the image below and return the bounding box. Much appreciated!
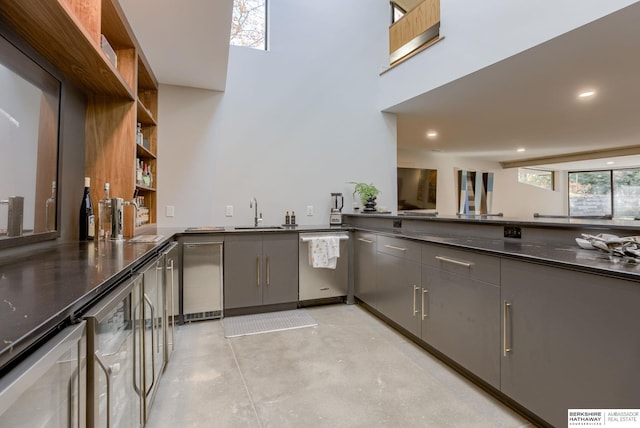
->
[359,226,640,282]
[0,236,172,372]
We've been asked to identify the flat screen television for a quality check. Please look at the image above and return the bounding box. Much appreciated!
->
[397,167,437,211]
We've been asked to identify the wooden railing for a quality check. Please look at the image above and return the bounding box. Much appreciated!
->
[389,0,440,64]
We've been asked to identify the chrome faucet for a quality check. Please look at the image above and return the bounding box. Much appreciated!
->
[250,197,262,227]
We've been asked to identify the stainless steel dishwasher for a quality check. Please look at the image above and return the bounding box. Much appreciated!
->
[182,241,223,321]
[299,232,349,302]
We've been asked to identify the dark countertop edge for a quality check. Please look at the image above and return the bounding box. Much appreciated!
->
[0,236,173,374]
[344,213,640,232]
[356,227,640,283]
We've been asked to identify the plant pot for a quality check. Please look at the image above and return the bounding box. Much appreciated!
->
[363,197,377,212]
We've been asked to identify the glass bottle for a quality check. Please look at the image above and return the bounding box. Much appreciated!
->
[45,180,56,232]
[79,177,95,241]
[98,182,112,240]
[136,159,143,185]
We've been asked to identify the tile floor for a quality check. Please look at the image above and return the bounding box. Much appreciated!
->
[147,304,533,428]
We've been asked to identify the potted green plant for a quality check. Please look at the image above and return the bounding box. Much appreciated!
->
[350,182,380,212]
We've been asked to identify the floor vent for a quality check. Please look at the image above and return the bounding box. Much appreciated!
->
[184,310,222,322]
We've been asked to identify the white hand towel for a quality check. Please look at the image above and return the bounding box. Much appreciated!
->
[308,236,340,269]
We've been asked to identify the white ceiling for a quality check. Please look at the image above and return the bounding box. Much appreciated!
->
[120,0,233,91]
[389,2,640,169]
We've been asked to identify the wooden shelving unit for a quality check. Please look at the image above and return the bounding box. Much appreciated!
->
[0,0,160,236]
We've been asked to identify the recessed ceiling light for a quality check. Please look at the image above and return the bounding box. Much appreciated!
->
[426,130,438,139]
[517,148,526,153]
[607,161,615,165]
[578,90,596,98]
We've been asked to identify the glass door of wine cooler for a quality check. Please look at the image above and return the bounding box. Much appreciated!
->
[86,275,143,428]
[138,255,166,422]
[0,322,86,428]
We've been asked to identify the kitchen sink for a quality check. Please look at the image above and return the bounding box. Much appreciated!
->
[234,226,284,230]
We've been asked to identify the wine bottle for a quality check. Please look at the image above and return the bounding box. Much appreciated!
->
[79,177,95,241]
[45,181,56,232]
[98,182,112,240]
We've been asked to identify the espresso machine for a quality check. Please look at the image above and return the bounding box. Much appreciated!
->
[330,193,344,225]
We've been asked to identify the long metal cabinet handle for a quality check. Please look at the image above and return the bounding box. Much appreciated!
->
[144,294,155,395]
[358,238,374,244]
[256,257,261,286]
[384,244,406,252]
[422,288,428,320]
[503,300,512,357]
[67,366,79,428]
[155,261,162,354]
[94,351,112,428]
[133,302,141,396]
[412,285,418,315]
[167,259,175,346]
[435,255,473,268]
[266,256,270,286]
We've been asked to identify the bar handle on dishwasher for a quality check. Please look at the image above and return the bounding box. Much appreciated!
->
[358,238,374,244]
[435,255,473,268]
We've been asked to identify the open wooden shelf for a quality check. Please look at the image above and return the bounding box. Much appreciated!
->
[137,98,156,125]
[136,143,156,160]
[0,0,135,99]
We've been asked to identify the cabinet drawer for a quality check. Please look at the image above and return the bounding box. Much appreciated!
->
[377,235,421,262]
[422,244,499,284]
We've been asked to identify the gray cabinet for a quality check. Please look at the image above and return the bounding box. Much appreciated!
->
[501,259,640,427]
[421,245,501,388]
[354,232,377,307]
[224,233,298,310]
[375,236,422,336]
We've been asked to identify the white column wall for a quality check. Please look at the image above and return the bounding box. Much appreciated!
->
[380,0,638,110]
[157,0,396,227]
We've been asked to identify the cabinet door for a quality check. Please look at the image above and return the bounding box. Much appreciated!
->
[355,232,377,307]
[501,259,640,427]
[376,251,421,337]
[421,266,500,388]
[224,235,263,309]
[262,234,299,305]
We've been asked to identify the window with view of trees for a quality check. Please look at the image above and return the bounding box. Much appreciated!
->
[230,0,267,50]
[518,168,554,190]
[568,168,640,218]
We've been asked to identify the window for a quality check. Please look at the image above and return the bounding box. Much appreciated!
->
[568,168,640,218]
[391,2,405,23]
[230,0,267,50]
[568,170,612,217]
[612,169,640,218]
[518,168,554,190]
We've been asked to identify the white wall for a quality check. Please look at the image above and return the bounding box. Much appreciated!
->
[380,0,638,110]
[158,0,396,227]
[398,148,567,218]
